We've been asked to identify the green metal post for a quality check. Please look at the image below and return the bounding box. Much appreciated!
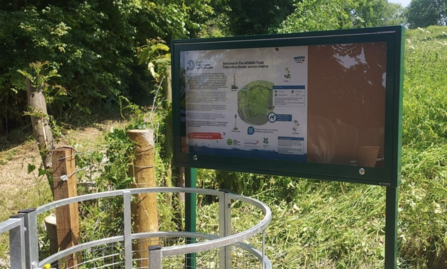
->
[385,186,398,269]
[185,167,197,268]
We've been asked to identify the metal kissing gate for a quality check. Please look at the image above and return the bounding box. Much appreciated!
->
[0,187,272,268]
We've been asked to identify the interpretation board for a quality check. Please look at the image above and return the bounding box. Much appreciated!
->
[171,26,404,187]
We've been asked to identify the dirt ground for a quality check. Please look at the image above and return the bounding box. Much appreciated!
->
[0,120,128,221]
[0,120,128,267]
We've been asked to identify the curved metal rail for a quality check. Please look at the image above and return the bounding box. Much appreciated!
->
[1,187,272,269]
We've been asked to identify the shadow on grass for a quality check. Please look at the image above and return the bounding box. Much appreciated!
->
[0,108,126,154]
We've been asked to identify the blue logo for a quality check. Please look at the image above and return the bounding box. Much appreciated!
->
[187,60,196,70]
[247,126,255,135]
[294,56,305,63]
[268,112,277,123]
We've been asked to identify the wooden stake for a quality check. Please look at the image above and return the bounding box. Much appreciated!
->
[164,67,173,189]
[165,66,186,203]
[26,78,55,194]
[177,166,185,203]
[52,147,79,268]
[165,66,172,108]
[128,129,159,268]
[166,66,185,228]
[26,78,54,168]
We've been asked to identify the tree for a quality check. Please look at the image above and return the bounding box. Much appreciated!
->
[276,0,407,34]
[277,0,357,33]
[381,2,407,26]
[352,0,407,27]
[406,0,447,28]
[224,0,296,35]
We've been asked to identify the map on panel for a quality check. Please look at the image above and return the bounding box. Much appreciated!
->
[238,81,275,126]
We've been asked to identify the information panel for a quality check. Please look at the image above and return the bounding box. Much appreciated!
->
[172,26,404,186]
[182,46,308,162]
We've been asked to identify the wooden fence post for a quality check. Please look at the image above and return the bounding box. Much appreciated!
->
[52,147,80,268]
[165,66,185,204]
[163,68,173,201]
[26,78,55,169]
[128,129,159,268]
[26,78,55,196]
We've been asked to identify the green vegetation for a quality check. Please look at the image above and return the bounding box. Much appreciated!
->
[406,0,447,28]
[398,26,447,267]
[277,0,406,33]
[209,0,407,35]
[218,0,296,35]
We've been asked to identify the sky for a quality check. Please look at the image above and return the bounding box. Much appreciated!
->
[388,0,411,7]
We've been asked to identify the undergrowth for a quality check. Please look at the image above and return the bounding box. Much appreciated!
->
[398,26,447,268]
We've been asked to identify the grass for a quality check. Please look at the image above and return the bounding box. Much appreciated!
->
[197,174,388,268]
[0,141,53,265]
[398,26,447,267]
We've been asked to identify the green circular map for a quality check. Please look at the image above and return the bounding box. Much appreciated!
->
[238,80,275,125]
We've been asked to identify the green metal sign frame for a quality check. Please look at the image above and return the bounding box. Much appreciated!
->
[172,26,404,187]
[172,26,404,269]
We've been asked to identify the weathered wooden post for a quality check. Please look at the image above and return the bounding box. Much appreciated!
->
[26,78,55,169]
[127,129,159,267]
[52,147,80,268]
[165,66,185,229]
[165,66,185,201]
[163,68,174,207]
[26,78,55,197]
[164,66,173,185]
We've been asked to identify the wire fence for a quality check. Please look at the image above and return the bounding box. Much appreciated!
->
[43,236,265,269]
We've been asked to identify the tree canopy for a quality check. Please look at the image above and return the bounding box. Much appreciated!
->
[406,0,447,28]
[223,0,296,35]
[277,0,406,33]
